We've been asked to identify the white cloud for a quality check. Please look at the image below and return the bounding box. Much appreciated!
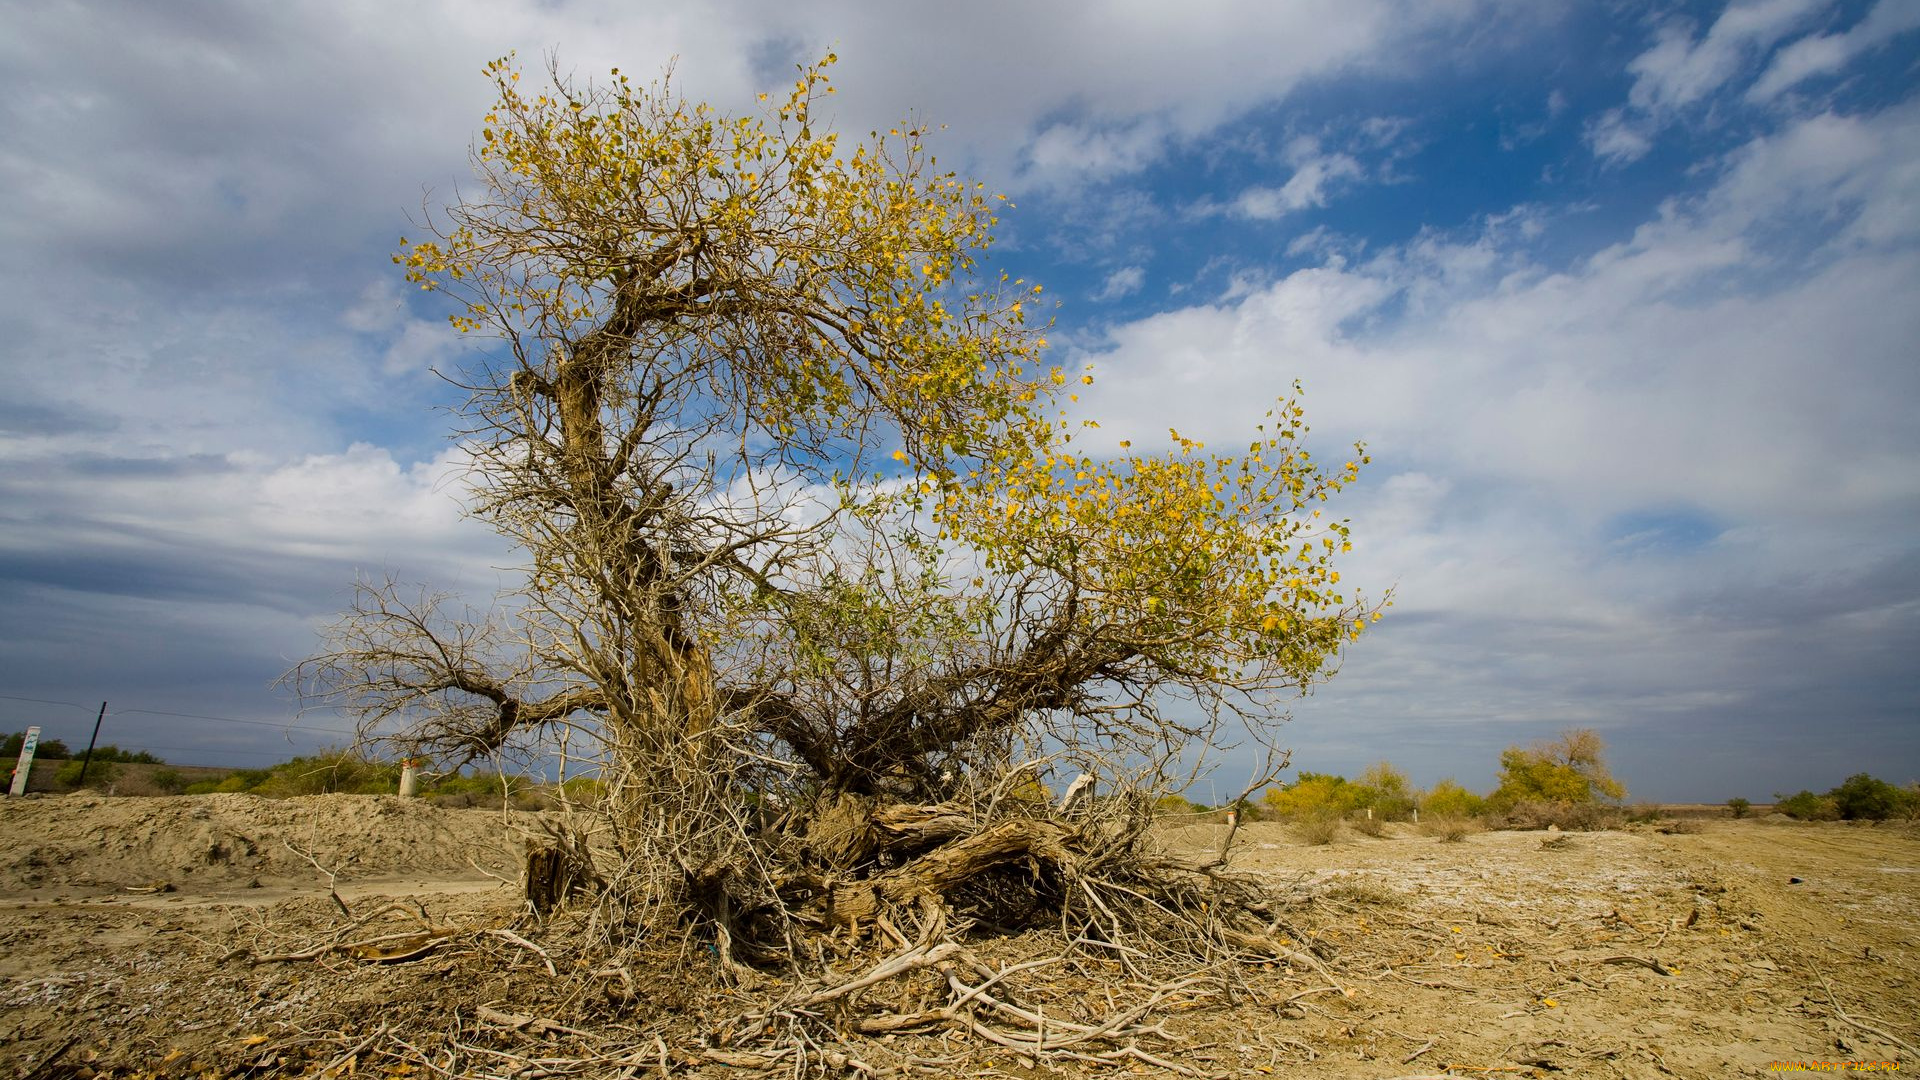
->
[1588,0,1833,164]
[1092,265,1147,302]
[1626,0,1830,112]
[1023,121,1170,184]
[1232,152,1364,220]
[1748,0,1920,102]
[1072,103,1920,790]
[1585,107,1656,166]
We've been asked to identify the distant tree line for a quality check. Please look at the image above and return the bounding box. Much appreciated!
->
[4,731,163,764]
[1172,729,1918,832]
[1240,727,1627,829]
[1773,773,1919,822]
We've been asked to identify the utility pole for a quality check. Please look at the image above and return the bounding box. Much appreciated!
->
[77,701,107,785]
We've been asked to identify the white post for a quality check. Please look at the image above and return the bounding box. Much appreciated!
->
[1367,807,1374,820]
[1412,807,1420,824]
[9,726,41,796]
[398,759,419,797]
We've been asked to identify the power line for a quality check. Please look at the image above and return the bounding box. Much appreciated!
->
[118,745,303,760]
[0,694,352,733]
[0,694,89,710]
[115,707,345,732]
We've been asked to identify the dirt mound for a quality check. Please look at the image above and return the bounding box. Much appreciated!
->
[0,793,539,894]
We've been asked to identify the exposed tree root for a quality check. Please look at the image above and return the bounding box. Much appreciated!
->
[232,792,1348,1077]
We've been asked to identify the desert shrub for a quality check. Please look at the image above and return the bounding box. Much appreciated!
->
[1419,815,1477,842]
[1726,797,1751,819]
[1419,779,1487,818]
[1290,814,1341,845]
[417,771,531,807]
[1659,818,1703,835]
[55,757,117,788]
[1348,813,1388,838]
[150,768,186,794]
[1264,773,1364,819]
[1496,799,1622,831]
[1774,790,1839,821]
[251,749,401,797]
[1320,875,1403,906]
[1828,773,1906,821]
[1625,802,1664,824]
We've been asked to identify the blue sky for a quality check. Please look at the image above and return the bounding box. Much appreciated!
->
[1,0,1915,801]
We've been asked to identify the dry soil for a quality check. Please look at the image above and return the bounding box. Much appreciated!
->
[0,795,1913,1078]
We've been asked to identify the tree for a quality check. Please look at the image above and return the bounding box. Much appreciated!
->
[1357,760,1414,819]
[1263,772,1362,819]
[1488,728,1625,810]
[295,52,1380,1024]
[3,731,71,759]
[1826,773,1906,821]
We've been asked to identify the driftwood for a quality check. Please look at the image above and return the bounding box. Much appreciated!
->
[826,817,1072,927]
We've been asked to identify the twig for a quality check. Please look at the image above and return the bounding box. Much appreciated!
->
[489,927,559,977]
[1821,975,1919,1058]
[250,927,456,965]
[285,839,353,918]
[466,854,517,885]
[476,1005,594,1039]
[314,1024,388,1079]
[1400,1038,1436,1064]
[1598,954,1672,976]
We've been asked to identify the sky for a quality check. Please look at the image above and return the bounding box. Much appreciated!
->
[0,0,1915,802]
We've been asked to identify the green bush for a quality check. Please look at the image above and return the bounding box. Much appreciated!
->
[2,732,71,758]
[1726,797,1751,819]
[151,768,186,794]
[251,749,401,796]
[84,745,164,765]
[55,758,117,788]
[1828,773,1906,821]
[1773,790,1839,821]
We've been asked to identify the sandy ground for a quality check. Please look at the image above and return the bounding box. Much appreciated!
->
[0,795,1913,1078]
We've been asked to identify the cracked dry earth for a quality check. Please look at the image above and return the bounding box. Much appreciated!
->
[0,795,1914,1078]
